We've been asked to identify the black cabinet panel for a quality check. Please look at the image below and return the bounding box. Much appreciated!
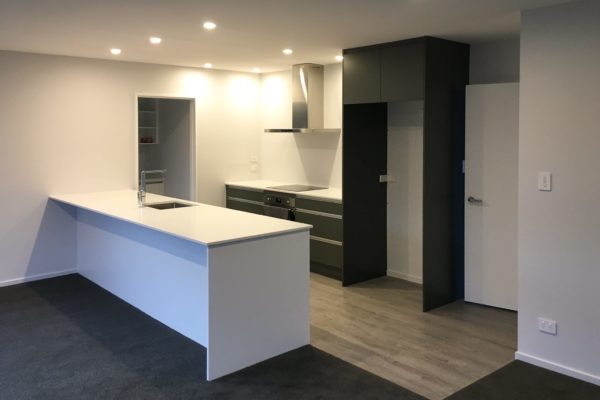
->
[225,186,264,215]
[296,197,342,215]
[226,187,264,203]
[381,40,425,102]
[311,238,343,269]
[342,103,388,286]
[421,38,470,311]
[295,210,342,242]
[226,197,264,215]
[343,49,381,104]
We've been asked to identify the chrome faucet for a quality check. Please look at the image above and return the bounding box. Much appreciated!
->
[138,169,166,207]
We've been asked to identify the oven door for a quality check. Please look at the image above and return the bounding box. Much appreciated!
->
[264,204,295,221]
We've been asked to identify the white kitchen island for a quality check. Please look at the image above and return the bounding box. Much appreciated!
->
[50,190,311,380]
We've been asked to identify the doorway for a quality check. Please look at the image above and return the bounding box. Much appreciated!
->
[136,96,196,201]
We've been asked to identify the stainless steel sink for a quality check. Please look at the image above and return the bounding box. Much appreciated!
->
[144,202,194,210]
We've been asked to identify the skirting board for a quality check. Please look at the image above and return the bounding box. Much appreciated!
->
[387,269,423,284]
[0,269,77,288]
[516,351,600,386]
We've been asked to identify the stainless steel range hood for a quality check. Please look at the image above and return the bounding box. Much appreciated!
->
[265,64,341,134]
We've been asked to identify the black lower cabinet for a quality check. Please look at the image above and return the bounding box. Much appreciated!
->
[294,197,343,281]
[225,186,264,215]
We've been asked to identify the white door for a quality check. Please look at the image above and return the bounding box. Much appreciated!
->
[465,83,519,311]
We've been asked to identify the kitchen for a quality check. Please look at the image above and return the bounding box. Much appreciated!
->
[1,1,600,399]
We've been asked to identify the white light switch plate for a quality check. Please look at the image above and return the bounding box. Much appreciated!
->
[538,171,552,191]
[538,317,557,335]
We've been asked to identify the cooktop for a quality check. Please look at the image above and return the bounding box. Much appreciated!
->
[266,184,327,192]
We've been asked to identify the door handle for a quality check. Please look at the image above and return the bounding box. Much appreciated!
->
[467,196,483,204]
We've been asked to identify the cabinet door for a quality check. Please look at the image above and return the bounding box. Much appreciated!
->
[381,41,425,102]
[342,103,388,286]
[343,49,381,104]
[295,210,342,242]
[225,187,264,215]
[226,197,264,215]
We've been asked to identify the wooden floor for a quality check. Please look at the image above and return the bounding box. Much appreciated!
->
[310,273,517,400]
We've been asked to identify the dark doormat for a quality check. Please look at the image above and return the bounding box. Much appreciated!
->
[0,274,424,400]
[445,360,600,400]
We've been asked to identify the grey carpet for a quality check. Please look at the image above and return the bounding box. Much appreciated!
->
[446,360,600,400]
[0,274,424,400]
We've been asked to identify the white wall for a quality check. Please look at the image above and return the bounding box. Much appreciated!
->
[259,63,343,189]
[470,37,520,84]
[0,50,261,285]
[386,102,424,283]
[517,0,600,384]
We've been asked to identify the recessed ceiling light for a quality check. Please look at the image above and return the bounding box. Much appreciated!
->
[204,63,213,69]
[282,48,293,55]
[203,21,217,30]
[110,48,121,55]
[252,68,261,73]
[335,55,344,62]
[150,37,162,44]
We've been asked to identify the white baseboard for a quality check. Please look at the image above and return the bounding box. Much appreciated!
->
[386,269,423,284]
[0,269,77,287]
[516,351,600,386]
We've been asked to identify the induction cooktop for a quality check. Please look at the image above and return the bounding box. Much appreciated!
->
[266,184,327,192]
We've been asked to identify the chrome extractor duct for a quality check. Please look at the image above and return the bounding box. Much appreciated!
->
[265,64,341,133]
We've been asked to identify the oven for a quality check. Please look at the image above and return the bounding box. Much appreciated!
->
[263,192,296,221]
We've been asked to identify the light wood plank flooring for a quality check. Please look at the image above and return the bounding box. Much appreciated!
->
[310,273,517,400]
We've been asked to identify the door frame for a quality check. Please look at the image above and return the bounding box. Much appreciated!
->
[134,94,197,201]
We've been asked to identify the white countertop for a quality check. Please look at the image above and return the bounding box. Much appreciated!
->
[225,180,342,203]
[50,190,311,247]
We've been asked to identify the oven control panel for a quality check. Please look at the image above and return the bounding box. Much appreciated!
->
[264,192,296,208]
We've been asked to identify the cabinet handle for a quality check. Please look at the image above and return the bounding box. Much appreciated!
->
[310,235,343,246]
[227,196,264,206]
[296,208,342,220]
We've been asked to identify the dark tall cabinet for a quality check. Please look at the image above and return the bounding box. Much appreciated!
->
[342,36,469,311]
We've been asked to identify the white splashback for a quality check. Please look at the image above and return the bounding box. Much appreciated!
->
[259,64,342,189]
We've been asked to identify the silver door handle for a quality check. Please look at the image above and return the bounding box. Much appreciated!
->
[468,196,483,204]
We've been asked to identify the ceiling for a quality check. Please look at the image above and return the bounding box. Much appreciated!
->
[0,0,573,73]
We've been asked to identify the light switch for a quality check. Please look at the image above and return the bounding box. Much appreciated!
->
[538,171,552,191]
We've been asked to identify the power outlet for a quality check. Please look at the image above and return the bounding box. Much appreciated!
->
[538,317,557,335]
[538,171,552,191]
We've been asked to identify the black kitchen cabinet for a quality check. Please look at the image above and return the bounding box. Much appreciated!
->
[342,36,470,311]
[343,39,426,104]
[342,103,387,286]
[381,40,425,102]
[295,197,344,281]
[225,186,264,215]
[343,48,381,104]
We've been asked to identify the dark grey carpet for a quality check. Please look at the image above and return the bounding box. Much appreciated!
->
[446,360,600,400]
[0,274,424,400]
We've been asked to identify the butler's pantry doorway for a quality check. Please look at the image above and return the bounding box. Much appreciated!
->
[135,95,196,201]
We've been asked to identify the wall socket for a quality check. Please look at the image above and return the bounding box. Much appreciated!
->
[538,317,558,335]
[538,171,552,191]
